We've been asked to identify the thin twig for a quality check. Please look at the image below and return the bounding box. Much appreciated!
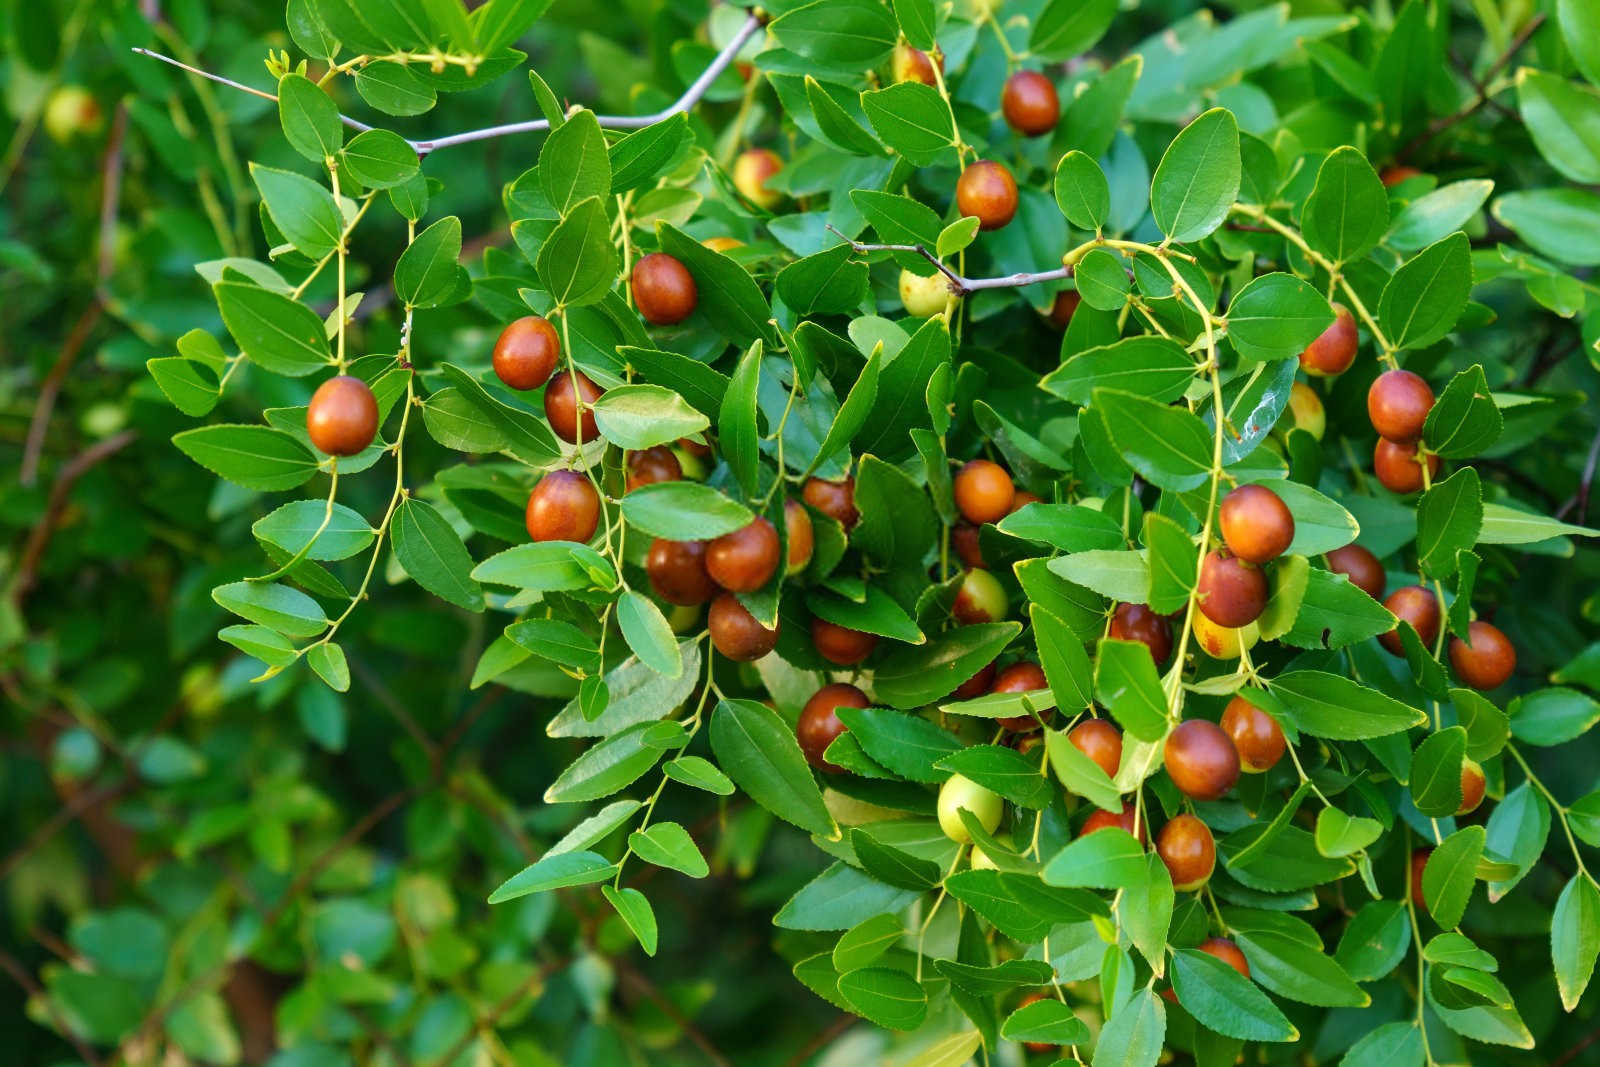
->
[0,947,106,1067]
[1399,12,1546,161]
[616,960,733,1067]
[132,12,765,158]
[1558,421,1600,522]
[12,430,137,599]
[18,303,104,487]
[826,223,1073,295]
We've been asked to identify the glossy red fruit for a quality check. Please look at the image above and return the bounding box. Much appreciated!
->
[1219,484,1295,564]
[952,660,997,701]
[626,446,681,492]
[1449,620,1517,691]
[1047,290,1080,330]
[1411,847,1432,910]
[1299,304,1358,377]
[306,375,379,456]
[492,316,560,390]
[631,252,698,325]
[1458,757,1487,816]
[953,567,1007,624]
[646,539,718,605]
[1220,696,1286,773]
[1373,438,1440,494]
[798,683,869,772]
[1001,70,1059,136]
[1368,369,1434,443]
[544,369,602,444]
[1157,814,1216,891]
[1326,543,1385,600]
[1199,937,1250,978]
[955,160,1019,231]
[1108,603,1173,666]
[1080,799,1145,844]
[952,522,986,569]
[803,476,858,529]
[706,518,780,592]
[1382,165,1423,187]
[525,470,600,543]
[1378,585,1441,656]
[1069,719,1122,779]
[708,593,779,661]
[1196,551,1269,628]
[954,459,1015,524]
[1163,719,1241,801]
[991,662,1050,732]
[812,618,878,666]
[784,498,814,574]
[1008,490,1041,514]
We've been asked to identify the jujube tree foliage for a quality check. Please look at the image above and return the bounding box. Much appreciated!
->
[9,0,1600,1063]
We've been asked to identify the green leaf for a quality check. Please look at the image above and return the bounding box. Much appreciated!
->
[1095,639,1169,742]
[609,113,693,193]
[934,746,1052,809]
[1092,388,1212,491]
[935,957,1054,997]
[834,913,903,972]
[602,886,658,955]
[1144,512,1196,614]
[1072,247,1131,311]
[710,699,835,839]
[545,722,668,803]
[771,0,896,67]
[392,498,483,612]
[1231,924,1368,1008]
[1225,273,1334,362]
[776,862,920,931]
[1336,901,1411,983]
[396,216,464,309]
[853,316,950,458]
[1032,0,1117,60]
[1423,826,1487,929]
[1172,947,1298,1042]
[1377,233,1472,352]
[850,829,941,889]
[1280,566,1396,650]
[1043,337,1192,405]
[435,363,562,466]
[1302,146,1389,263]
[473,0,551,53]
[775,243,869,317]
[620,482,753,540]
[254,500,374,561]
[540,109,610,216]
[629,821,708,878]
[861,81,955,166]
[278,73,343,162]
[1313,807,1383,859]
[1054,150,1110,230]
[213,581,327,637]
[1517,69,1600,183]
[1552,874,1600,1011]
[1003,997,1091,1044]
[220,625,297,667]
[1122,853,1175,974]
[662,755,734,796]
[1387,180,1494,253]
[1045,727,1122,813]
[487,850,616,902]
[537,197,616,307]
[251,163,342,259]
[146,356,220,417]
[215,281,332,376]
[1033,606,1094,713]
[1340,1022,1423,1067]
[1511,687,1600,746]
[1485,781,1551,900]
[1424,365,1502,458]
[1271,671,1427,739]
[591,384,709,449]
[807,344,880,476]
[805,76,883,156]
[852,453,938,568]
[1091,988,1165,1067]
[617,591,681,678]
[1042,828,1146,889]
[1150,108,1240,245]
[306,642,350,692]
[873,622,1022,709]
[658,223,774,346]
[356,61,437,116]
[836,967,927,1031]
[1417,467,1482,577]
[719,341,762,498]
[1064,53,1140,160]
[173,425,319,491]
[1410,726,1466,817]
[1049,550,1147,604]
[1492,187,1600,267]
[340,129,419,189]
[837,707,962,784]
[1477,504,1600,545]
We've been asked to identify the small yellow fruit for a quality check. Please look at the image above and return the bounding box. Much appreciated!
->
[938,773,1003,843]
[899,269,950,317]
[1286,382,1326,441]
[44,86,103,143]
[733,149,783,210]
[1192,611,1260,661]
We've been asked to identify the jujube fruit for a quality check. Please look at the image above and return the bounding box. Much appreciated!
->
[1367,369,1434,443]
[1156,814,1216,891]
[954,459,1015,524]
[1299,303,1358,376]
[626,446,681,492]
[646,539,717,605]
[1449,619,1516,691]
[1109,602,1173,666]
[952,660,997,701]
[952,522,986,569]
[708,593,779,661]
[1286,381,1326,440]
[812,618,878,666]
[631,252,698,325]
[1378,585,1441,656]
[1009,490,1041,514]
[733,148,783,210]
[544,368,602,444]
[891,42,941,86]
[990,661,1049,732]
[1410,847,1432,910]
[44,86,104,143]
[955,160,1019,231]
[1047,290,1079,330]
[899,269,949,317]
[953,567,1007,624]
[1220,696,1286,773]
[306,375,379,456]
[1326,543,1385,600]
[784,498,813,574]
[1199,937,1250,978]
[701,235,743,253]
[1069,719,1122,779]
[1080,799,1144,844]
[706,518,780,592]
[1193,612,1259,661]
[1382,164,1423,187]
[798,683,869,772]
[1196,551,1269,628]
[937,773,1003,843]
[803,476,858,529]
[1373,438,1439,494]
[1458,757,1487,816]
[492,315,559,390]
[1163,719,1241,801]
[1011,991,1056,1053]
[525,470,600,543]
[1001,70,1059,136]
[1219,483,1295,563]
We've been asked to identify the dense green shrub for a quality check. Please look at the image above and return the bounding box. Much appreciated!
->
[5,0,1600,1064]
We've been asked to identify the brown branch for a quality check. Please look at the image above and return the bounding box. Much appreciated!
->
[12,429,138,601]
[616,960,733,1067]
[1554,1022,1600,1067]
[1399,12,1546,161]
[781,1012,855,1067]
[0,779,132,883]
[348,655,441,766]
[17,303,105,487]
[0,947,106,1067]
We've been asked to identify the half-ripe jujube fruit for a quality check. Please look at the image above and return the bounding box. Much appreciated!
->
[733,148,784,210]
[1196,551,1269,628]
[631,252,698,325]
[1458,757,1487,816]
[1220,695,1286,773]
[1219,483,1295,564]
[1449,620,1517,691]
[784,498,814,574]
[954,458,1015,524]
[1299,304,1358,377]
[803,476,858,529]
[899,269,949,317]
[938,773,1003,843]
[798,683,869,772]
[706,518,780,592]
[990,661,1050,732]
[492,315,560,390]
[525,470,600,543]
[955,160,1019,231]
[1373,438,1439,494]
[1001,70,1059,136]
[1326,543,1386,600]
[646,539,718,605]
[544,369,602,444]
[708,593,778,661]
[1069,719,1122,779]
[812,618,878,666]
[1367,369,1434,443]
[1109,602,1173,665]
[1286,381,1326,440]
[1156,814,1216,891]
[306,375,379,456]
[625,446,681,492]
[953,567,1007,624]
[1193,612,1259,661]
[1378,584,1441,656]
[1163,719,1241,801]
[891,42,941,86]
